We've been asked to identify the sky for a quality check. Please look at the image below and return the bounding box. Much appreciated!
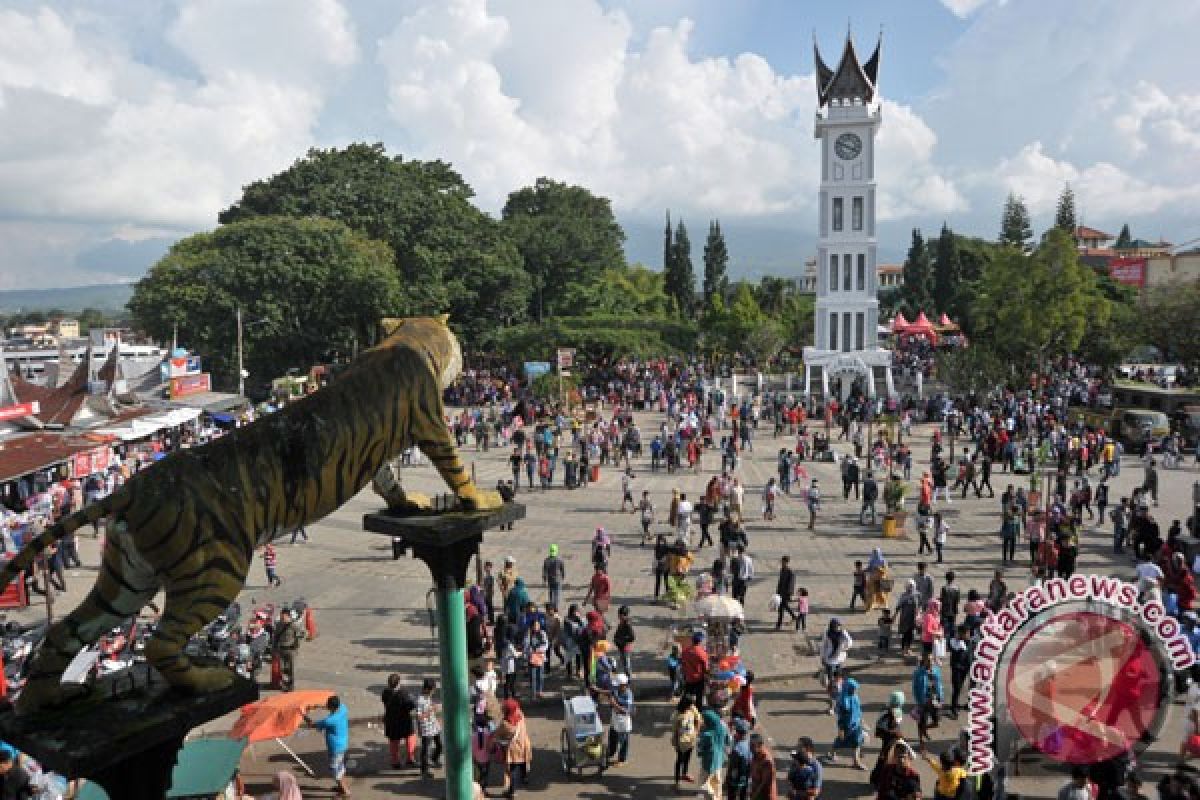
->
[1,0,1198,289]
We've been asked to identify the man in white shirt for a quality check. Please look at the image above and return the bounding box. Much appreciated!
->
[676,493,693,542]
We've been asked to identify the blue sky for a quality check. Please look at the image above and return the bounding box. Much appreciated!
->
[0,0,1197,288]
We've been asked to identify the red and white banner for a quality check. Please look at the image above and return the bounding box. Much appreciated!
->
[71,446,112,478]
[168,355,203,377]
[1109,257,1147,288]
[169,373,211,399]
[0,402,39,422]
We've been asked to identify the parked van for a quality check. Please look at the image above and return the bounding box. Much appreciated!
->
[1111,409,1170,448]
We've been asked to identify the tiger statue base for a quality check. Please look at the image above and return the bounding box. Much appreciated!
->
[0,315,501,715]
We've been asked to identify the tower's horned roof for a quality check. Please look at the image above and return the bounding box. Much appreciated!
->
[815,32,881,108]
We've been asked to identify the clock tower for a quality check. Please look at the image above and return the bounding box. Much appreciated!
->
[803,32,896,403]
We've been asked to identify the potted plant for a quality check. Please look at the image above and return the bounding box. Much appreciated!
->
[882,474,909,538]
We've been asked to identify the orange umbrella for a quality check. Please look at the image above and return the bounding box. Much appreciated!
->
[229,689,333,743]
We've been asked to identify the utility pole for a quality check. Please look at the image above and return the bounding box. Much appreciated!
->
[236,306,244,398]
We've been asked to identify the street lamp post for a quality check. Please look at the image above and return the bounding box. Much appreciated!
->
[236,306,244,398]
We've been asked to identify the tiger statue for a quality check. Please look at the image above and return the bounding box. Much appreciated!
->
[0,314,502,713]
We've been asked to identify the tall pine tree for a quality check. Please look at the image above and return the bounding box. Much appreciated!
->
[702,219,729,310]
[999,193,1034,252]
[663,210,674,273]
[1054,184,1077,237]
[665,219,696,318]
[1115,223,1132,250]
[902,228,933,314]
[933,223,961,313]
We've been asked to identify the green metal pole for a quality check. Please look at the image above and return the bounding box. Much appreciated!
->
[434,585,473,800]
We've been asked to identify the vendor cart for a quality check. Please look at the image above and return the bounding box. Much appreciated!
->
[665,594,749,708]
[559,692,607,778]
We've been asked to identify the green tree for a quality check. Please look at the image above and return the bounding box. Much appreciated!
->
[218,143,528,340]
[665,219,696,317]
[754,276,797,316]
[973,228,1107,371]
[702,219,730,309]
[704,283,783,365]
[1139,281,1200,370]
[502,177,626,321]
[933,223,961,314]
[1054,184,1078,237]
[935,344,1011,395]
[129,217,401,390]
[901,228,933,313]
[663,210,674,275]
[1115,223,1133,250]
[1077,276,1140,372]
[999,193,1034,252]
[562,263,672,317]
[76,308,110,334]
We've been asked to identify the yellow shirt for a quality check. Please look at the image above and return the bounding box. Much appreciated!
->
[932,763,967,798]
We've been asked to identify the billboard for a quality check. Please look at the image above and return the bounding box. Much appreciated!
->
[169,373,212,399]
[1109,257,1146,288]
[168,355,203,377]
[523,361,552,379]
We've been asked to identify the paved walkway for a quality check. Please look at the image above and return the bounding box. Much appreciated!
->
[11,412,1199,798]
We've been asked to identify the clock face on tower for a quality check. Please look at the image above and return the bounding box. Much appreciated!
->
[835,132,863,161]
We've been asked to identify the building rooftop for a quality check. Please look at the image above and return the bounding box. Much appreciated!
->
[1075,225,1113,240]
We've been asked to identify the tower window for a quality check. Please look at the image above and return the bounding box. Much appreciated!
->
[829,254,838,292]
[829,312,838,351]
[852,197,863,231]
[857,254,866,291]
[856,312,865,350]
[832,197,843,231]
[844,254,852,291]
[843,314,852,353]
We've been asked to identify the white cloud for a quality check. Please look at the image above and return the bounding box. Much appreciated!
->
[377,0,960,225]
[0,2,356,234]
[938,0,993,17]
[986,141,1200,220]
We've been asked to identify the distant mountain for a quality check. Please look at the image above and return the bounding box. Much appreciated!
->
[0,283,134,313]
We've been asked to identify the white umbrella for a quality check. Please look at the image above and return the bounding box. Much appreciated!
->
[694,594,744,620]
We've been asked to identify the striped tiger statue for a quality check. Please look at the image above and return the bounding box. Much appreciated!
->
[0,314,501,713]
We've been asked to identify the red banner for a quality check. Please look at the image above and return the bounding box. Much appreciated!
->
[1109,257,1146,288]
[0,402,39,422]
[169,373,211,399]
[71,446,112,478]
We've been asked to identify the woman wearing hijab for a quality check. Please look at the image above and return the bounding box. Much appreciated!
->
[493,698,533,798]
[828,677,866,769]
[895,580,920,657]
[505,577,530,625]
[819,619,853,713]
[696,708,729,798]
[253,771,304,800]
[865,547,891,611]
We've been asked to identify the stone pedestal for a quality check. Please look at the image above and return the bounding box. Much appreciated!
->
[0,664,257,799]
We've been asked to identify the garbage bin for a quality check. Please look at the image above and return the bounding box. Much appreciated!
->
[882,515,897,538]
[590,464,601,483]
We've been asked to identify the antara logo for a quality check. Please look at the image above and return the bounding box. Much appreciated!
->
[967,575,1195,775]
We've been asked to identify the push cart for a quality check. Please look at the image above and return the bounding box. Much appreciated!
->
[559,691,608,778]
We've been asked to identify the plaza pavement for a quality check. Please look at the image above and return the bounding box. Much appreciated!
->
[12,411,1200,798]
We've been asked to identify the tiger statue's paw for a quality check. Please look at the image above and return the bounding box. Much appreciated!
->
[393,490,433,512]
[15,677,87,716]
[460,488,505,512]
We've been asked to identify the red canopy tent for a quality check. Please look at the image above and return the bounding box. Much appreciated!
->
[938,313,952,326]
[890,312,910,332]
[906,311,939,344]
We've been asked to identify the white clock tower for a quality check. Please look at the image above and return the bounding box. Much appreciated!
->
[803,32,896,402]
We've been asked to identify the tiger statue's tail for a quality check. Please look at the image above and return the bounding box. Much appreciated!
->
[0,493,119,589]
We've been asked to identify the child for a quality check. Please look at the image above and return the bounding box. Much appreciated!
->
[934,513,948,564]
[263,543,282,588]
[878,608,893,658]
[850,561,866,611]
[796,587,810,632]
[666,642,683,698]
[925,750,967,800]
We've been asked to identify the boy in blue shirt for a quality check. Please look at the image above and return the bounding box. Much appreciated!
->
[306,695,350,797]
